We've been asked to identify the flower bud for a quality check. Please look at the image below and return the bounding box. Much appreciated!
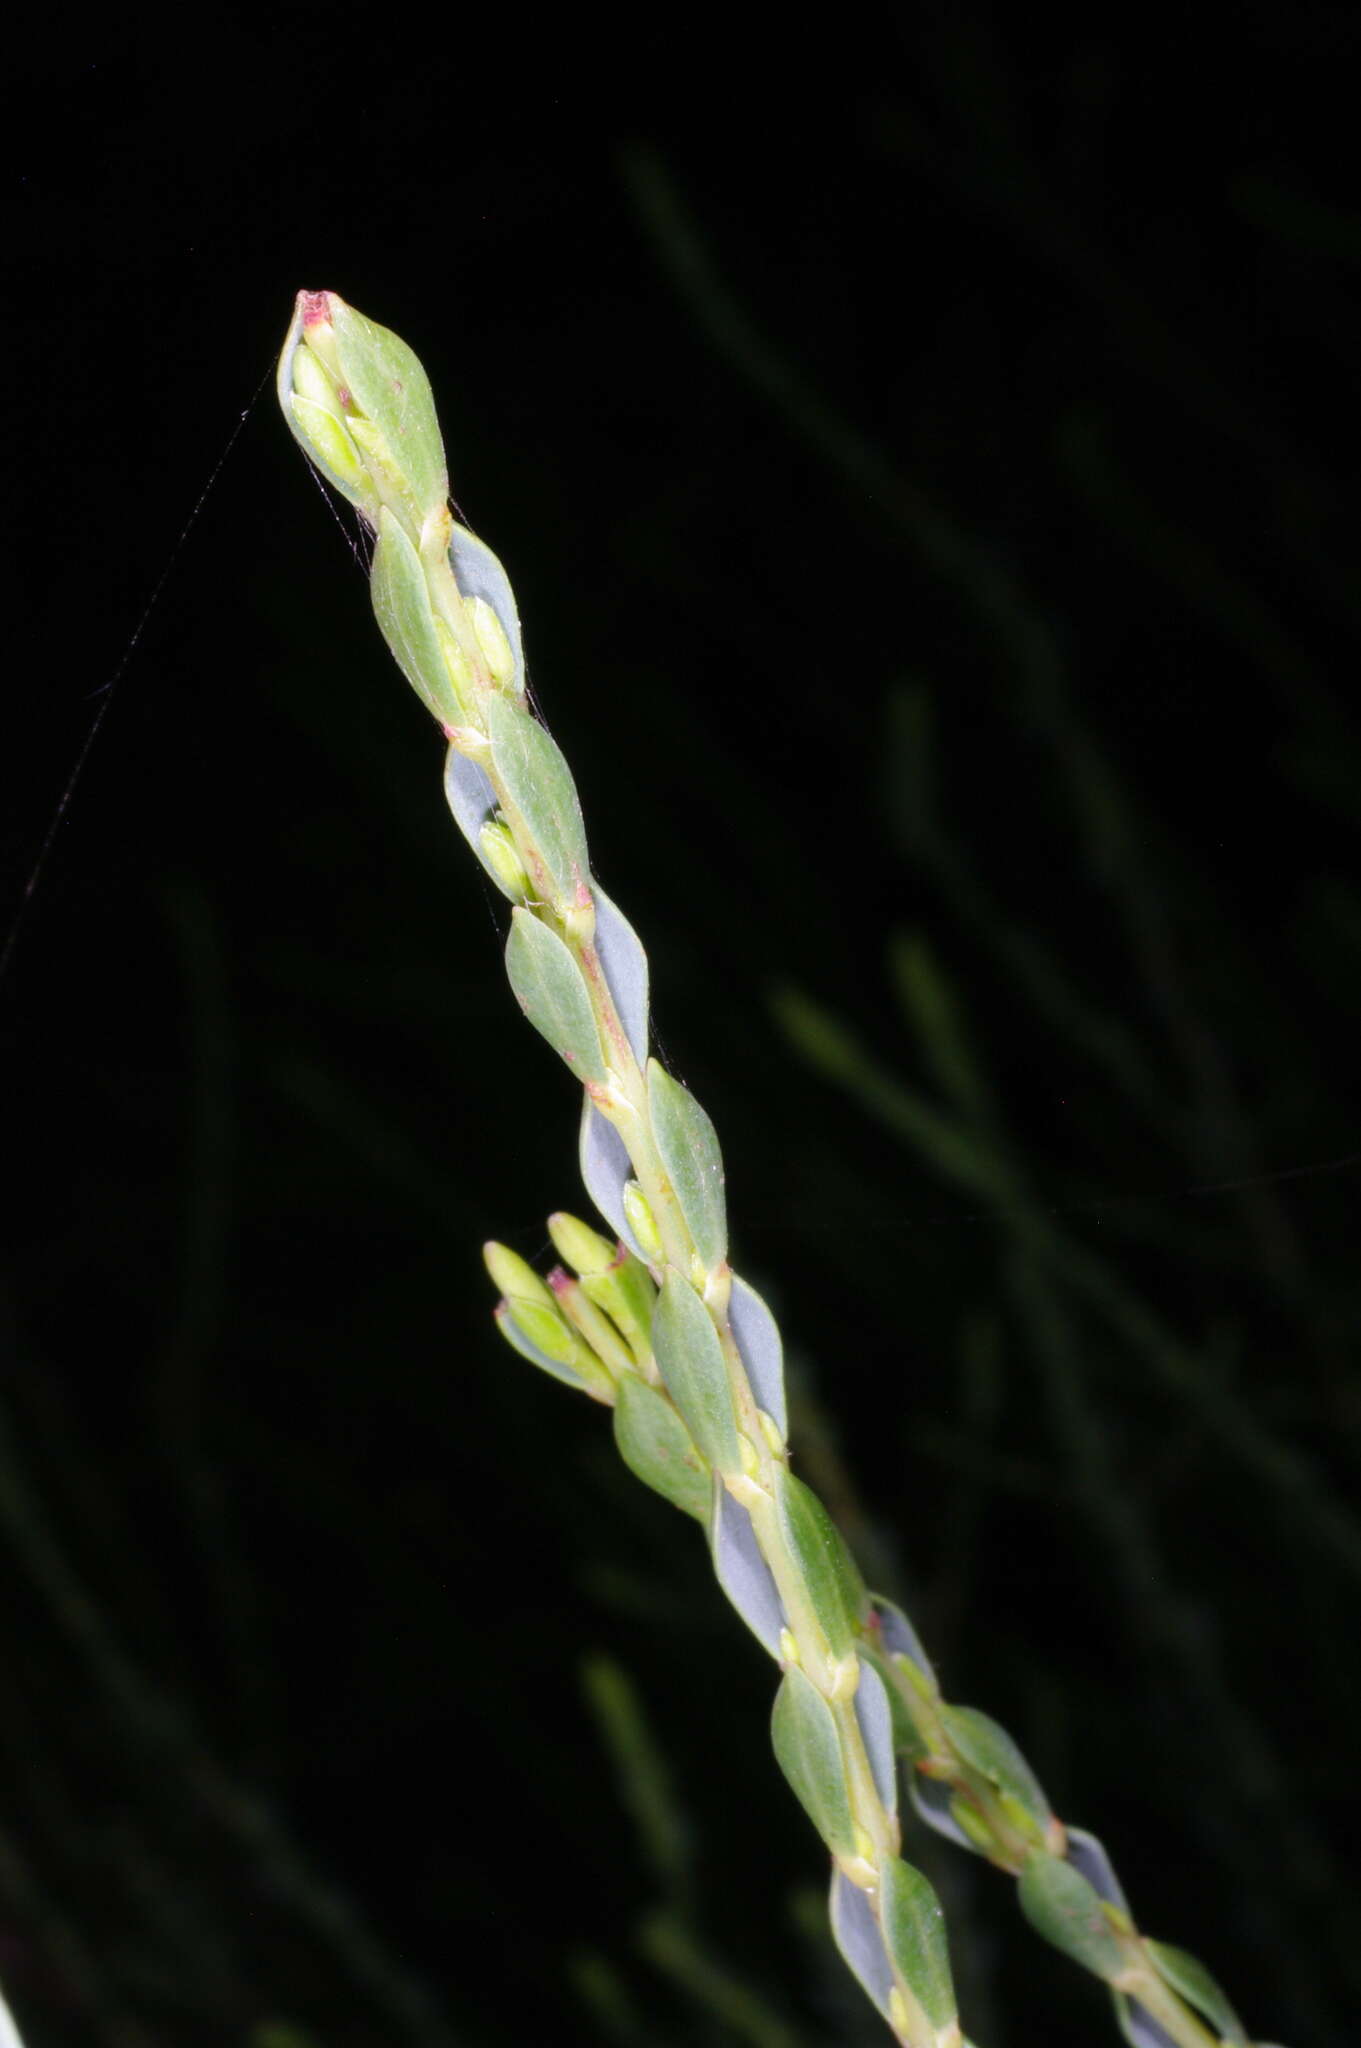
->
[467,595,517,691]
[548,1266,631,1380]
[622,1179,663,1262]
[277,290,449,543]
[548,1213,657,1364]
[483,1241,554,1311]
[501,1293,579,1367]
[547,1212,617,1276]
[478,816,532,903]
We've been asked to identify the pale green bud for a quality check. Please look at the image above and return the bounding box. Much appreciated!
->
[467,595,518,691]
[503,1294,579,1367]
[485,1241,596,1372]
[492,1299,609,1404]
[547,1212,617,1276]
[278,294,379,521]
[622,1180,663,1261]
[581,1253,656,1364]
[291,341,343,414]
[548,1267,631,1380]
[479,817,532,902]
[286,393,373,506]
[483,1241,555,1311]
[277,289,448,543]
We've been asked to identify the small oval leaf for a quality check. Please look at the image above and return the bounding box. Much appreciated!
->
[613,1374,710,1522]
[710,1485,785,1656]
[853,1657,897,1817]
[578,1099,646,1258]
[1018,1853,1128,1982]
[505,909,605,1082]
[728,1275,787,1438]
[829,1868,894,2019]
[647,1059,726,1272]
[771,1665,856,1859]
[327,296,448,524]
[1064,1828,1130,1915]
[773,1469,865,1664]
[1144,1942,1245,2043]
[880,1859,957,2033]
[486,693,588,906]
[592,887,649,1065]
[371,507,461,724]
[443,743,505,876]
[651,1272,739,1475]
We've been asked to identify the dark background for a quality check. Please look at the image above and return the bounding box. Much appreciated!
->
[4,9,1360,2047]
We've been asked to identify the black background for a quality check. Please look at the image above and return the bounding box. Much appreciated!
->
[4,9,1360,2047]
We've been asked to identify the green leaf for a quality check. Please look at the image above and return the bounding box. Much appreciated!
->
[651,1272,739,1475]
[1018,1853,1128,1982]
[485,693,589,906]
[327,294,448,525]
[505,909,605,1082]
[939,1704,1052,1830]
[771,1665,855,1858]
[612,1374,710,1521]
[1145,1941,1246,2042]
[880,1859,956,2032]
[370,507,461,724]
[647,1059,726,1272]
[773,1469,864,1663]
